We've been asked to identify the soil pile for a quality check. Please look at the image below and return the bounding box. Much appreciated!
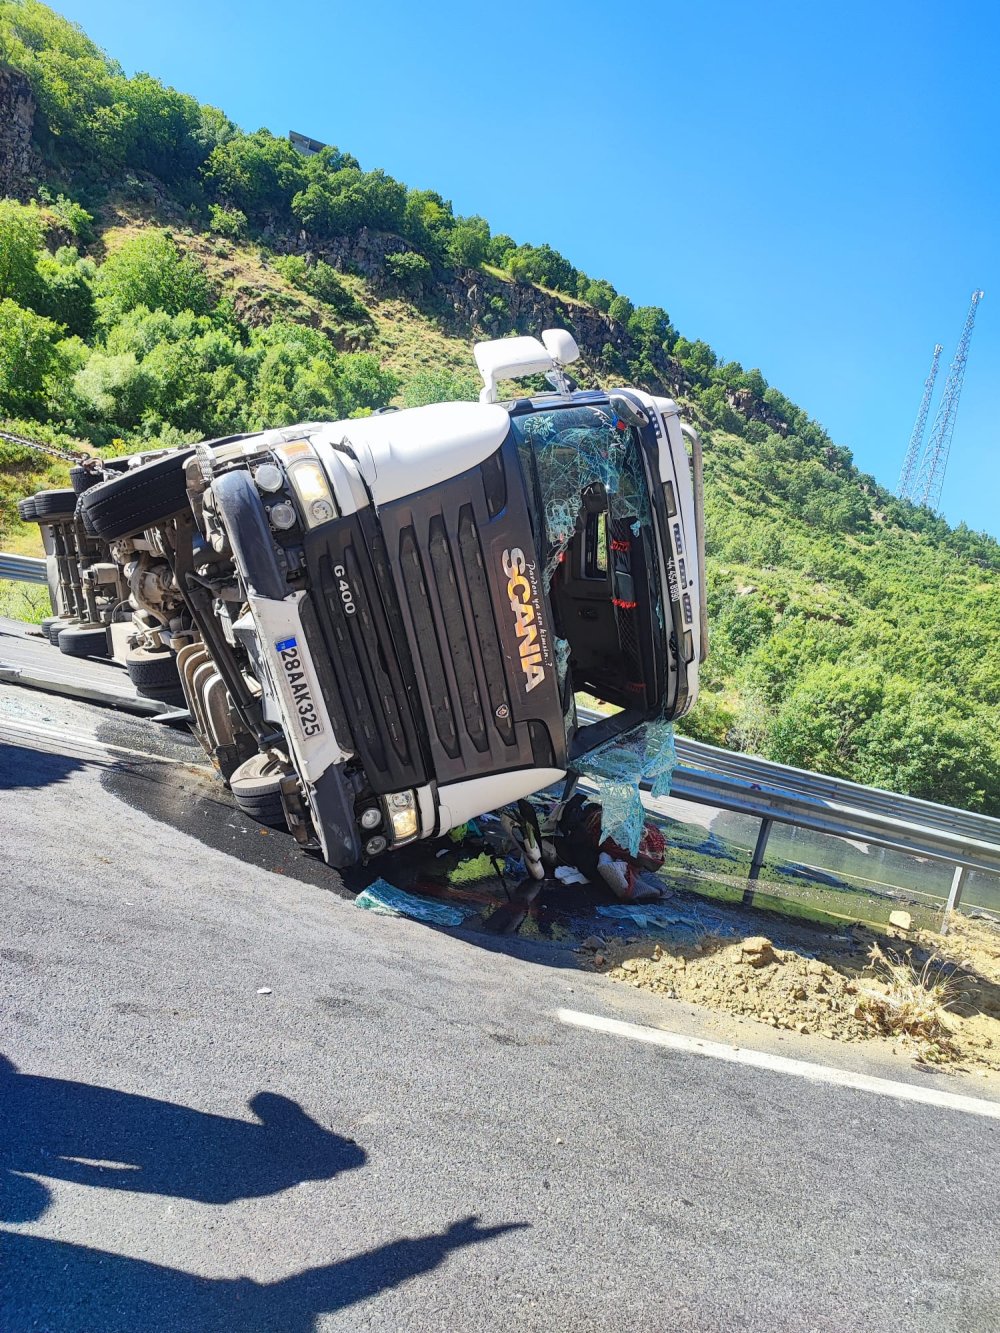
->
[590,914,1000,1076]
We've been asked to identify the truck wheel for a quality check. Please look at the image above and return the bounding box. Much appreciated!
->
[32,489,78,521]
[58,623,110,658]
[70,464,101,495]
[125,647,185,705]
[17,497,38,522]
[230,752,288,828]
[40,616,62,638]
[80,450,194,541]
[47,618,75,644]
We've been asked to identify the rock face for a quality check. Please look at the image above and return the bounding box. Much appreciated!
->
[0,65,38,199]
[276,226,690,401]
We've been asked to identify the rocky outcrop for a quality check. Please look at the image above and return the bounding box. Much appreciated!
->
[276,226,689,400]
[0,65,39,199]
[725,386,789,436]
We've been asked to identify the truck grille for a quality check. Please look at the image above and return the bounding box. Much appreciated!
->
[304,512,428,794]
[379,445,564,786]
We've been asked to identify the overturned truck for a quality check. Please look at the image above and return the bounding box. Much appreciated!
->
[23,330,707,871]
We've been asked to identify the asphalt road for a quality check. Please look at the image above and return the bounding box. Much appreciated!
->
[1,680,998,1332]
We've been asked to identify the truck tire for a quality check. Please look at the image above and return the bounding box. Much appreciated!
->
[47,618,75,644]
[58,623,110,658]
[33,489,78,521]
[230,752,288,828]
[70,464,102,495]
[77,493,99,537]
[40,616,62,638]
[125,646,185,705]
[80,450,195,541]
[17,497,38,521]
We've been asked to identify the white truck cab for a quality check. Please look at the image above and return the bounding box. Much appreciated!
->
[73,330,707,870]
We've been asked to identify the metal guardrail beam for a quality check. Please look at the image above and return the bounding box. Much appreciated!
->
[0,553,47,585]
[1,568,997,896]
[577,707,1000,880]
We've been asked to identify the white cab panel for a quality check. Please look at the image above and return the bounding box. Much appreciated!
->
[315,402,510,506]
[436,768,565,834]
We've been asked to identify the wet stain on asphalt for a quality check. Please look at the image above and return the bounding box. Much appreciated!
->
[94,717,347,896]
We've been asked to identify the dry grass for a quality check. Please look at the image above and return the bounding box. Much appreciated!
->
[853,943,962,1061]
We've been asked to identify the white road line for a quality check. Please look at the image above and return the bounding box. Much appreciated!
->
[557,1008,1000,1121]
[0,715,193,768]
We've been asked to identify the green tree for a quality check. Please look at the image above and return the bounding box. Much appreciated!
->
[203,129,306,219]
[0,200,43,305]
[505,243,578,295]
[95,231,211,322]
[446,216,490,268]
[485,233,515,266]
[0,298,62,416]
[768,663,884,776]
[577,276,617,311]
[33,246,96,338]
[292,168,407,238]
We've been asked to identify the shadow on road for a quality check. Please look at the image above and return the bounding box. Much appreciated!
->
[0,1055,365,1223]
[0,1216,526,1332]
[0,742,88,791]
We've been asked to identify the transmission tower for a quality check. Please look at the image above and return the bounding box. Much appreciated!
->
[913,289,985,510]
[898,343,943,499]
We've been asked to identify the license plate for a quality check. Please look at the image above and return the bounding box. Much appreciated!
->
[275,636,324,740]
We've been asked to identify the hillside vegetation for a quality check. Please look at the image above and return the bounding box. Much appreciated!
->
[1,0,998,814]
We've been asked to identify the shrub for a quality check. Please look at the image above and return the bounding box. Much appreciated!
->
[208,204,247,240]
[385,250,431,291]
[95,231,211,322]
[0,299,63,416]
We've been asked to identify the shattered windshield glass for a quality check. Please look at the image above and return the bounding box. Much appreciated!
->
[510,400,677,853]
[511,402,652,590]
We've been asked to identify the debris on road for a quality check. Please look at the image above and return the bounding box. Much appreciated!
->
[256,986,272,995]
[593,914,1000,1076]
[354,879,474,927]
[596,903,683,930]
[889,910,913,932]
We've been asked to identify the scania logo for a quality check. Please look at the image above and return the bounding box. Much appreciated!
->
[501,547,546,693]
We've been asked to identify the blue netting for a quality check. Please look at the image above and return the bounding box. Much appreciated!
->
[554,635,576,734]
[575,718,677,854]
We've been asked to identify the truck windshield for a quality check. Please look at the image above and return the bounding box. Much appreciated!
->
[510,401,666,725]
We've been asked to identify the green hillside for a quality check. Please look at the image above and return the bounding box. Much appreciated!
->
[1,0,998,813]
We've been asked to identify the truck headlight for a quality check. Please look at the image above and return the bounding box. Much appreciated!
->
[388,790,419,842]
[276,444,337,530]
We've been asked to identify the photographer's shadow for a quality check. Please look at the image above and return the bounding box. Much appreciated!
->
[0,1054,365,1223]
[1,1215,526,1332]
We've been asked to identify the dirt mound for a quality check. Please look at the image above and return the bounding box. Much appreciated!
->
[590,914,1000,1076]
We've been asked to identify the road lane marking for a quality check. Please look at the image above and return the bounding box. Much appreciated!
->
[557,1009,1000,1120]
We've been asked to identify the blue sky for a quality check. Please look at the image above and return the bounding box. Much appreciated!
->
[59,0,999,537]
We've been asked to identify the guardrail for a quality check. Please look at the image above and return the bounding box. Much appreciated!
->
[581,707,1000,925]
[2,549,997,927]
[0,553,47,585]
